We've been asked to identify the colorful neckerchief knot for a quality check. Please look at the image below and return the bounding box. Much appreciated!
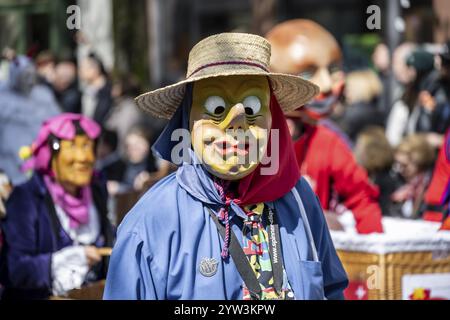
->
[214,178,240,259]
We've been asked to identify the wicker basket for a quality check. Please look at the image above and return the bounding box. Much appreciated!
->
[337,250,450,299]
[331,218,450,300]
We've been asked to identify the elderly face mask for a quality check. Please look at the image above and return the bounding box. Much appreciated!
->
[190,75,272,180]
[51,134,96,187]
[267,20,344,119]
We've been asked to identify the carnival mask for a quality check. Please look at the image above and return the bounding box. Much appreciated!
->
[190,75,272,180]
[267,19,345,119]
[51,134,96,187]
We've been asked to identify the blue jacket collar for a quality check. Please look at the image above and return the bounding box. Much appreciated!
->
[176,162,248,220]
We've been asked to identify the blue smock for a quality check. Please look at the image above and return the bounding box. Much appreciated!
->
[103,84,348,300]
[103,164,348,300]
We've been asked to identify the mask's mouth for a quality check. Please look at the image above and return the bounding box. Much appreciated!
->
[303,82,345,119]
[72,164,93,174]
[213,138,250,157]
[306,92,338,114]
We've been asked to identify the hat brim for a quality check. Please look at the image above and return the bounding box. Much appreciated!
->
[135,70,319,119]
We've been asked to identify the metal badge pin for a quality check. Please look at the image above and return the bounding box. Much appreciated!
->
[199,257,219,277]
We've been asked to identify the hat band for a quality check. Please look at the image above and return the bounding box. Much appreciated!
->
[187,60,269,78]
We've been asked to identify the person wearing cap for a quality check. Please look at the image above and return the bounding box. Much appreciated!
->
[418,41,450,145]
[405,50,440,134]
[0,114,114,299]
[266,19,383,234]
[386,48,440,147]
[104,33,348,300]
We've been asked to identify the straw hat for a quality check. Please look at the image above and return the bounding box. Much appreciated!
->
[136,33,319,119]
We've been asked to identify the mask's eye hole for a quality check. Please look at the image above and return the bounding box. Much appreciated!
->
[243,96,261,115]
[204,96,226,115]
[298,66,317,80]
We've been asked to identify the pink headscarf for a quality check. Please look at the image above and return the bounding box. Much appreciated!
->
[23,113,101,229]
[23,113,101,174]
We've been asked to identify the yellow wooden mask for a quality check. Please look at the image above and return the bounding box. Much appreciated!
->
[51,135,96,187]
[190,75,272,180]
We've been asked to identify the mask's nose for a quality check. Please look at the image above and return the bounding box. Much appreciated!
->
[222,103,248,131]
[74,147,89,163]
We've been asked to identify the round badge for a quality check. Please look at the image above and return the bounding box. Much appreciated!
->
[199,257,219,277]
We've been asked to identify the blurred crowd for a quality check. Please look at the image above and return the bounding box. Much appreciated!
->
[0,20,449,299]
[0,37,449,226]
[334,40,450,221]
[0,48,177,299]
[0,49,174,218]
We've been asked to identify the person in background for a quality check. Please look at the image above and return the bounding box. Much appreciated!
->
[392,42,418,103]
[0,170,12,296]
[105,74,149,150]
[340,69,385,142]
[423,42,450,225]
[53,57,82,114]
[0,171,9,298]
[104,32,348,300]
[266,19,383,234]
[415,40,450,149]
[0,48,15,85]
[0,55,60,185]
[406,50,440,135]
[0,114,114,299]
[35,51,56,91]
[101,125,173,196]
[79,52,112,125]
[422,129,450,229]
[391,134,436,219]
[115,126,157,194]
[433,41,450,134]
[95,129,126,195]
[0,171,12,219]
[354,127,402,216]
[372,42,391,113]
[386,49,436,146]
[385,43,417,147]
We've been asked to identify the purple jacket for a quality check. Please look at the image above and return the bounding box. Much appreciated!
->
[0,174,114,299]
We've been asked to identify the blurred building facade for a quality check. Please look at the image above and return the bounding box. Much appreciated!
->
[0,0,444,91]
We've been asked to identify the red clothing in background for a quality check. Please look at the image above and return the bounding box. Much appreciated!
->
[294,124,383,234]
[423,130,450,229]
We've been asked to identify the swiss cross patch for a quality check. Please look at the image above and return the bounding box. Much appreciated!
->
[344,281,368,300]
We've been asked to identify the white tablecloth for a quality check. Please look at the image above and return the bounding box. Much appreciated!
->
[330,217,450,254]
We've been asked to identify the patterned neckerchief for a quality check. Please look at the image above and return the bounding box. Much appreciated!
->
[241,203,294,300]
